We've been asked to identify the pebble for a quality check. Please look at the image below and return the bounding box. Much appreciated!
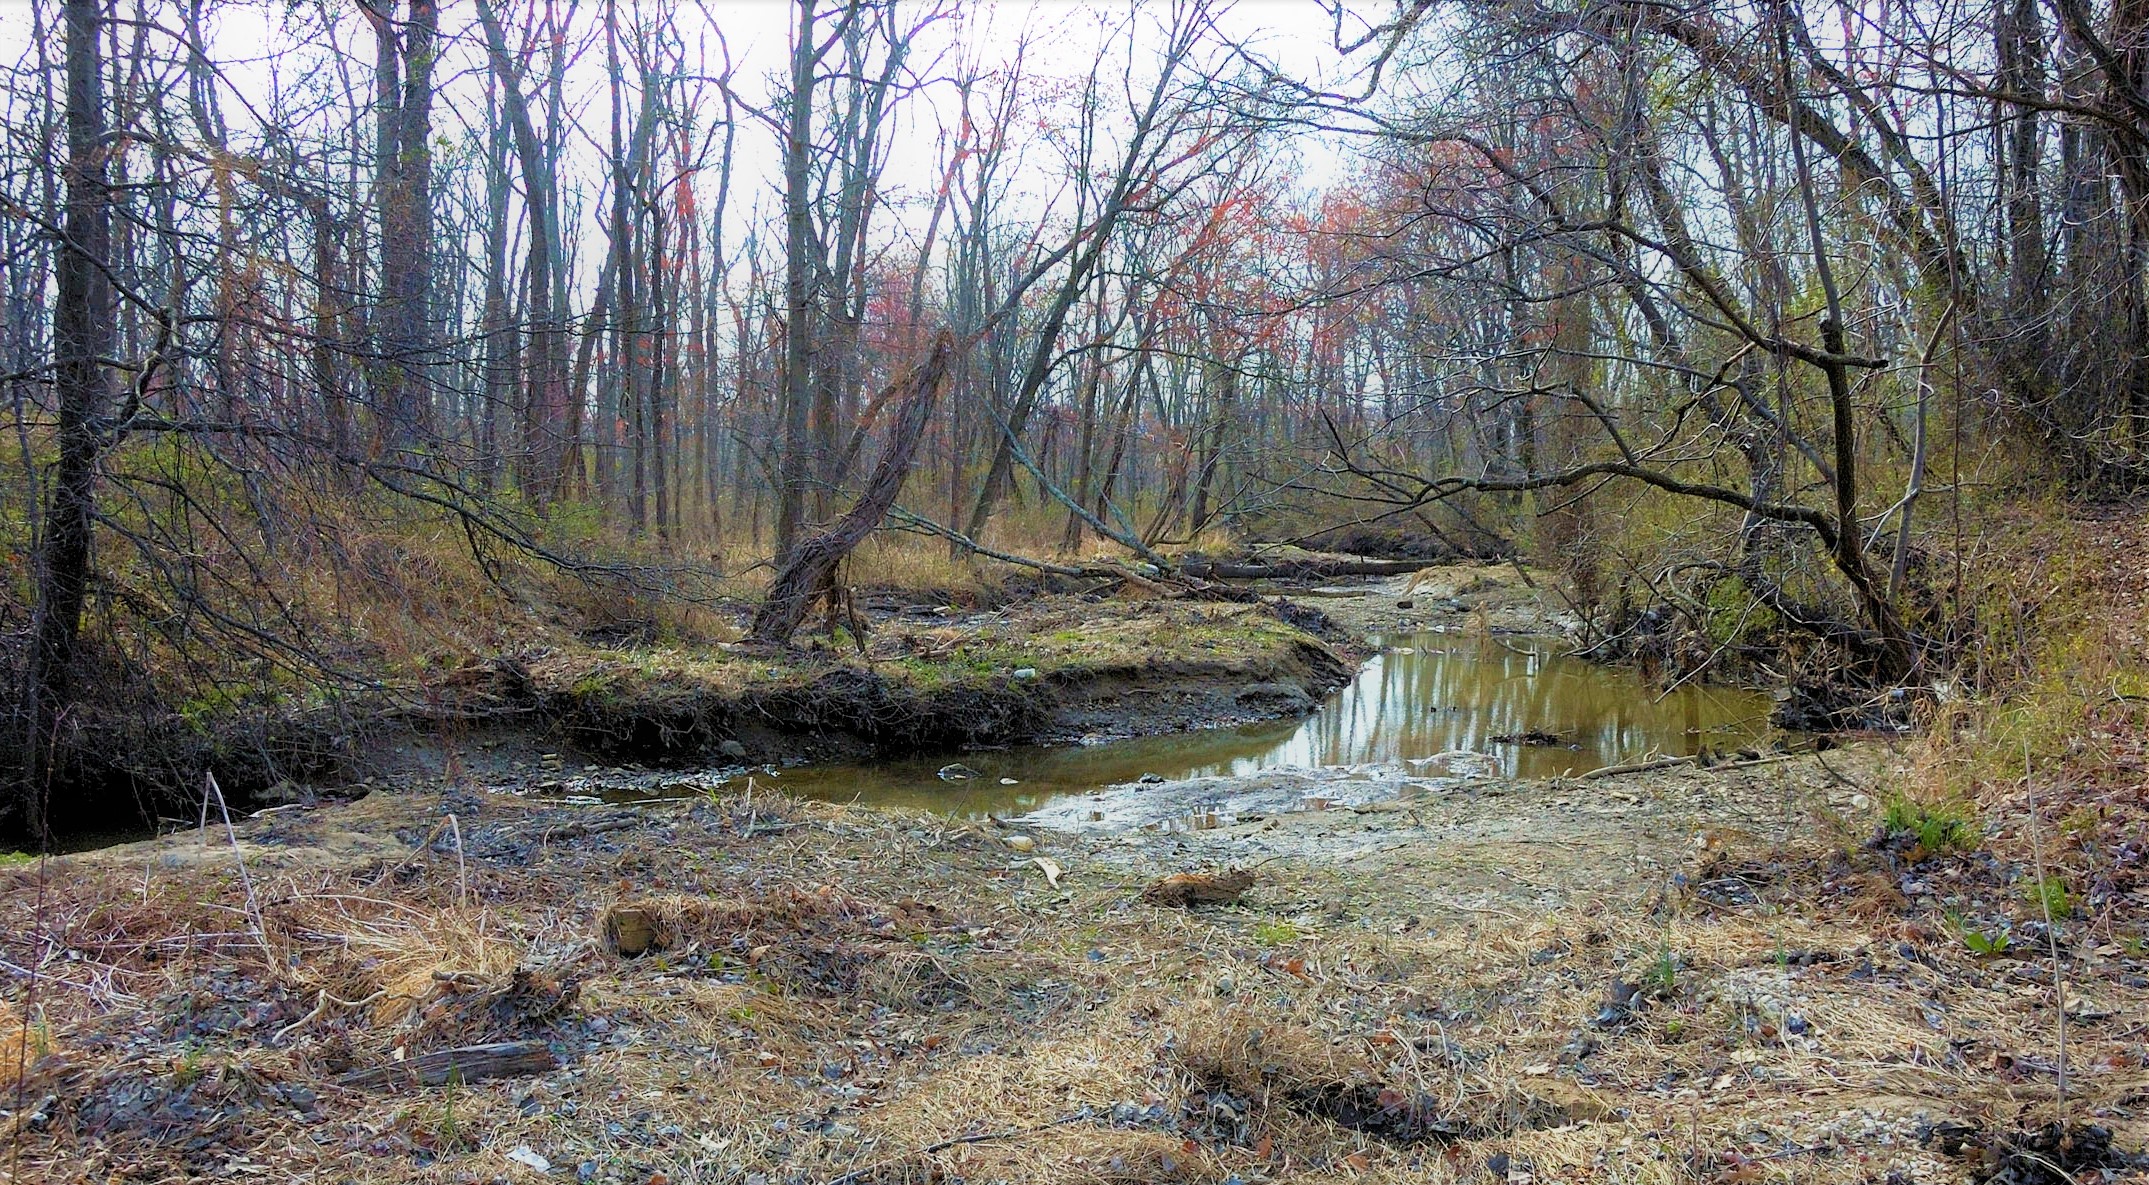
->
[1003,835,1036,853]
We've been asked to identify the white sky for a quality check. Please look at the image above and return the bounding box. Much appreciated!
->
[0,0,1382,290]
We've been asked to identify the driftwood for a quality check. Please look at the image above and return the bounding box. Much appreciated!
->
[1579,755,1697,779]
[1180,557,1431,580]
[752,332,955,643]
[337,1040,556,1089]
[1579,750,1815,780]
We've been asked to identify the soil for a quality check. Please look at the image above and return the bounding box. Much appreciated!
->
[6,556,2144,1183]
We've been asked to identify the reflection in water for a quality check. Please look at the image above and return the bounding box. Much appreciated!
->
[700,632,1778,817]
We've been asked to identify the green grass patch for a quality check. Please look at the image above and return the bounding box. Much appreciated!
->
[1880,796,1980,854]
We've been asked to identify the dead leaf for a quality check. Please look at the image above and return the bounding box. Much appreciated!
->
[1031,856,1064,888]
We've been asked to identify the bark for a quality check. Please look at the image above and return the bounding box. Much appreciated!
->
[22,0,112,837]
[366,0,437,448]
[752,332,954,643]
[775,0,819,557]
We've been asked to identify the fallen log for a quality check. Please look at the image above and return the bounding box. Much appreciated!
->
[1181,557,1432,580]
[337,1040,557,1089]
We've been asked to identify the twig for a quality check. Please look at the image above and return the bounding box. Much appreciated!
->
[271,986,389,1045]
[443,813,470,907]
[205,773,272,961]
[2022,739,2069,1119]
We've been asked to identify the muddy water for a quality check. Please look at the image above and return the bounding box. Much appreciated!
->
[696,631,1780,819]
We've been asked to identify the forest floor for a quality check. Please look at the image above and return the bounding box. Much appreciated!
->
[5,550,2148,1184]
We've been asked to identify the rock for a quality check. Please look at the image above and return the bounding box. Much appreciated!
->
[1396,599,1415,609]
[1003,834,1037,853]
[507,1146,552,1173]
[1137,772,1166,785]
[1011,667,1040,680]
[937,763,981,782]
[718,739,748,760]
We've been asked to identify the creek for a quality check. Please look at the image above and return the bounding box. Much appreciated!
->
[673,630,1781,824]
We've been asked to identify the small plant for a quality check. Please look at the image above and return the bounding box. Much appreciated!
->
[1643,945,1680,996]
[1880,797,1980,855]
[1945,911,2012,956]
[439,1069,461,1146]
[2025,874,2074,921]
[1251,919,1301,947]
[172,1040,205,1086]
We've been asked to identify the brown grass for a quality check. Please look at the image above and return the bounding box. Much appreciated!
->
[1,764,2142,1184]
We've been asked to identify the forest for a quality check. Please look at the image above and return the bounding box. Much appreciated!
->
[1,0,2147,1181]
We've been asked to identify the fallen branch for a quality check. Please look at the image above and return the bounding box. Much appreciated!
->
[1181,557,1431,580]
[888,506,1090,576]
[1579,755,1697,779]
[1580,750,1815,780]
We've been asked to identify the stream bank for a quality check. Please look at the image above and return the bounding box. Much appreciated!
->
[9,734,2144,1185]
[9,557,2140,1183]
[333,558,1561,803]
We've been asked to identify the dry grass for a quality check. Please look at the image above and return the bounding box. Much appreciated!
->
[1,765,2140,1184]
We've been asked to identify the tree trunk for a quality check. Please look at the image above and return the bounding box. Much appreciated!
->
[367,0,437,448]
[752,333,954,643]
[22,0,112,838]
[775,0,819,557]
[475,0,567,501]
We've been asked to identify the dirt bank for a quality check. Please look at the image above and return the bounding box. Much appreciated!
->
[264,593,1359,802]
